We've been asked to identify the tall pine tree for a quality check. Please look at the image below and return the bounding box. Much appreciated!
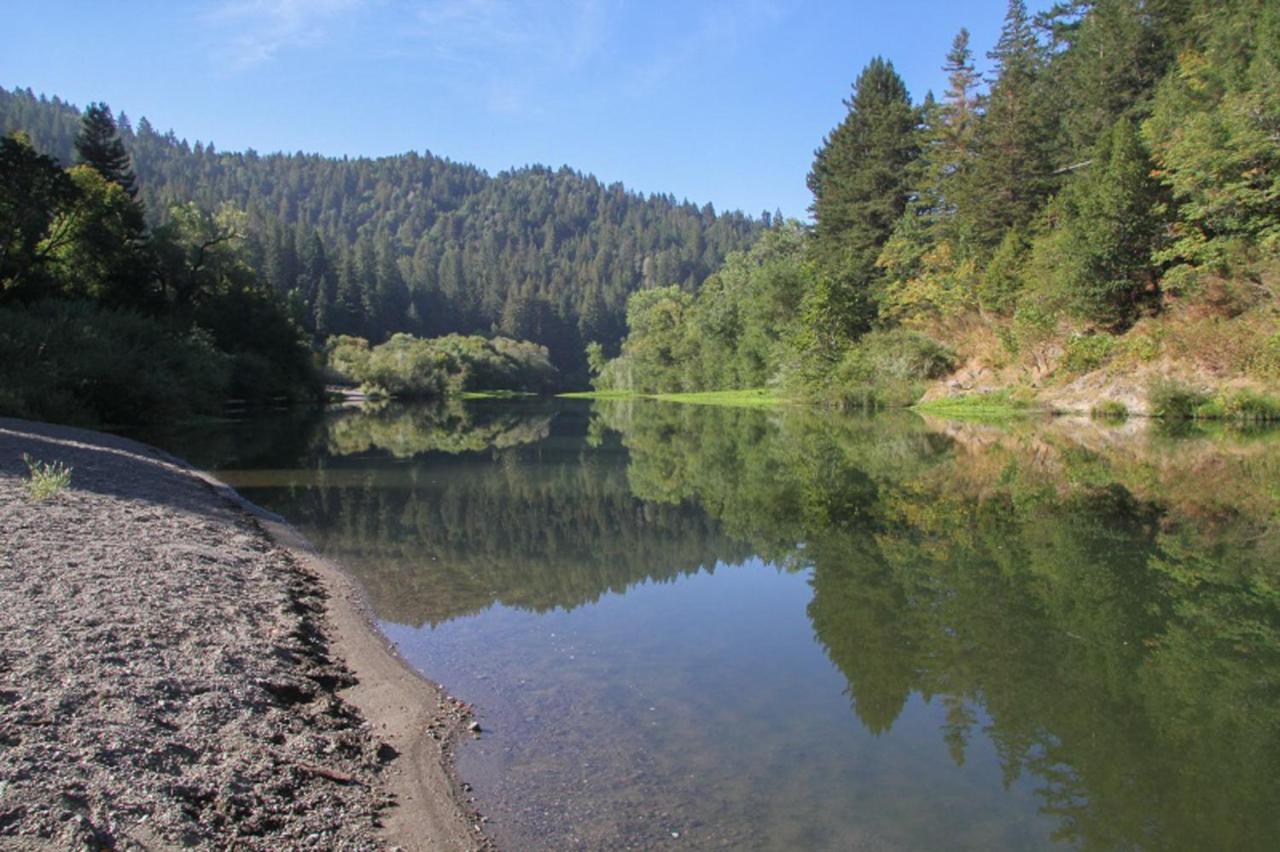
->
[806,57,919,342]
[74,103,137,198]
[1060,117,1162,327]
[966,0,1056,252]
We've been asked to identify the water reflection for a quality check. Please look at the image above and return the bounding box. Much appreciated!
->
[598,402,1280,850]
[143,400,1280,849]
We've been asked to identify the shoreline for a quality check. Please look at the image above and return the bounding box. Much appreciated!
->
[0,418,489,849]
[191,469,490,851]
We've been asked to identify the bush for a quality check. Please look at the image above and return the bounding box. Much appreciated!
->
[325,335,372,383]
[1216,390,1280,421]
[0,300,231,425]
[326,333,558,399]
[1148,379,1210,419]
[190,286,321,403]
[824,329,957,409]
[1090,400,1129,419]
[1063,334,1116,373]
[1249,332,1280,379]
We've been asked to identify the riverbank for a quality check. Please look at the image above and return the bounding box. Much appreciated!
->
[0,418,487,849]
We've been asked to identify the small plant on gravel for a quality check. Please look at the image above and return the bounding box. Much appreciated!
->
[22,453,73,500]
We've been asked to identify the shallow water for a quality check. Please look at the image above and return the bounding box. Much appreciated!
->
[139,399,1280,850]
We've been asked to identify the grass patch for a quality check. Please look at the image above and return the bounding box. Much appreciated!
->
[913,390,1036,421]
[1210,389,1280,421]
[1090,400,1130,420]
[459,389,538,399]
[648,388,786,408]
[556,390,642,400]
[22,453,73,500]
[558,388,788,407]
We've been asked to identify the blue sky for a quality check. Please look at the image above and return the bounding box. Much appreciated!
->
[3,1,1051,219]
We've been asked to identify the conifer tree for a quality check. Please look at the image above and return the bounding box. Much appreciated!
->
[966,0,1055,251]
[1051,0,1173,159]
[806,57,919,340]
[74,103,137,197]
[935,28,983,235]
[1060,117,1161,327]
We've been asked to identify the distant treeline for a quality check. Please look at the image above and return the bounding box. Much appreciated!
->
[594,0,1280,404]
[0,87,764,381]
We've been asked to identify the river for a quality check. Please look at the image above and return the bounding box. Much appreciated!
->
[135,399,1280,850]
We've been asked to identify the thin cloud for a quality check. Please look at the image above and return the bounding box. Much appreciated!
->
[407,0,611,116]
[625,0,784,96]
[208,0,368,70]
[412,0,608,72]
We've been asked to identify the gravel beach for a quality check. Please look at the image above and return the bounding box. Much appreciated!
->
[0,419,485,850]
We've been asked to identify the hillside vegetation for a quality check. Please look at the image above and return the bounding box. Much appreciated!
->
[1,111,319,425]
[592,0,1280,418]
[1,88,762,380]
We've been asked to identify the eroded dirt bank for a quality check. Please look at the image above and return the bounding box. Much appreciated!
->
[0,418,486,850]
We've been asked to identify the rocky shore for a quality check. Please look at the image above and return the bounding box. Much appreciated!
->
[0,419,486,850]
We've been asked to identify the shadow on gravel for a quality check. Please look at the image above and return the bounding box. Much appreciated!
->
[0,418,247,522]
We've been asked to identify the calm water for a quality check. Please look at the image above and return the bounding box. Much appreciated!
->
[137,400,1280,850]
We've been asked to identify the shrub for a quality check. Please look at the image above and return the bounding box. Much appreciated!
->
[1249,332,1280,379]
[1217,390,1280,421]
[1063,334,1116,373]
[325,335,372,383]
[327,333,558,399]
[22,453,72,500]
[0,300,231,425]
[1091,400,1129,419]
[1148,379,1210,419]
[824,329,957,409]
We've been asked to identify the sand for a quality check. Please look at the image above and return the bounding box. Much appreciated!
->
[0,418,488,850]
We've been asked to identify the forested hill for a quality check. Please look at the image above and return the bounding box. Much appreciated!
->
[0,86,763,377]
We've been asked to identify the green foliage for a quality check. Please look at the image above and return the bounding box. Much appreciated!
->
[822,329,957,409]
[1148,379,1210,419]
[1090,400,1130,419]
[977,227,1029,315]
[963,0,1057,251]
[1212,389,1280,422]
[74,102,137,197]
[0,107,319,424]
[0,300,230,425]
[1250,332,1280,379]
[328,333,557,399]
[1058,118,1163,328]
[21,453,72,501]
[1062,333,1116,373]
[595,224,811,394]
[1144,1,1280,273]
[0,132,78,300]
[1,87,763,378]
[326,335,371,383]
[1046,0,1176,160]
[808,58,919,337]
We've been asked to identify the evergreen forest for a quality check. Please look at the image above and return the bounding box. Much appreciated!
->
[3,0,1278,423]
[1,85,762,390]
[592,0,1280,415]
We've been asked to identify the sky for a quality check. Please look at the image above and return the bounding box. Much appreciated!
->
[2,1,1052,220]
